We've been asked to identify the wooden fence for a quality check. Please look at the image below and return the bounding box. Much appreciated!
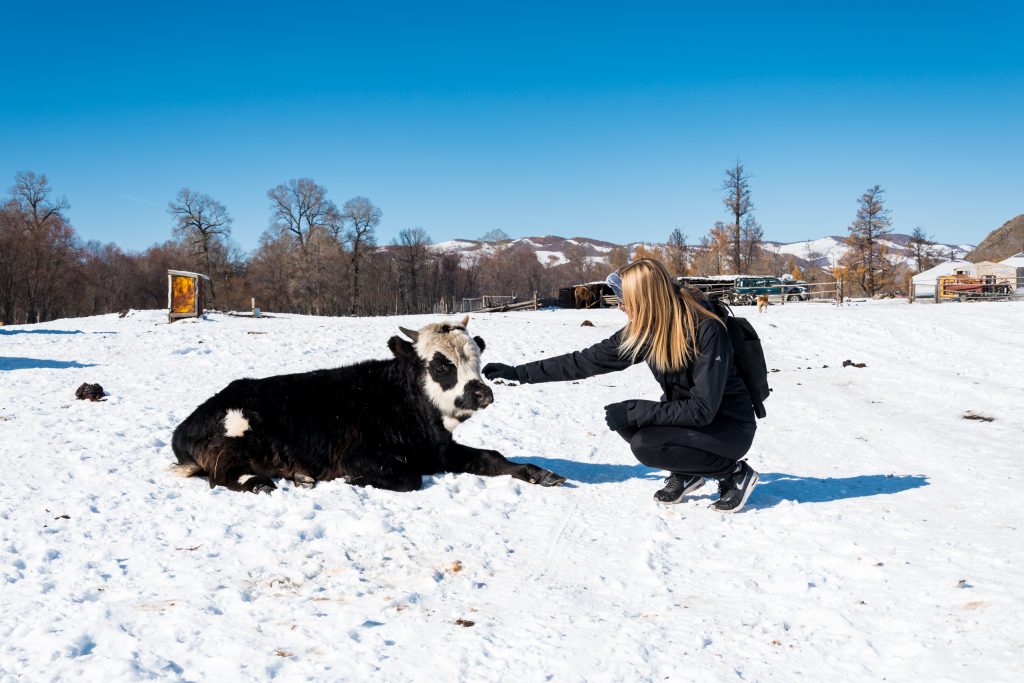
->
[435,292,541,314]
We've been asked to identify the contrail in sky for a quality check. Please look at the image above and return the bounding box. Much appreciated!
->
[118,195,164,208]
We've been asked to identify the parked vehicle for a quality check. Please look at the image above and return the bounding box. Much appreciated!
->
[732,276,810,304]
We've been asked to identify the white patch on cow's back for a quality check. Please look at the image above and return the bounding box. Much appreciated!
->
[223,409,251,437]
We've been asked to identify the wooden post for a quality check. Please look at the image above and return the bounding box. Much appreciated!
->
[533,291,538,310]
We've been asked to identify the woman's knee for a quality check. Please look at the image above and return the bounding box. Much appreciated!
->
[629,428,665,466]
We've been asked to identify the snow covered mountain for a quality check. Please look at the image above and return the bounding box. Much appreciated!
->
[763,235,974,270]
[429,236,619,267]
[428,234,974,271]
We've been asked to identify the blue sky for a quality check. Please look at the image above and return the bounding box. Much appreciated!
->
[1,1,1021,251]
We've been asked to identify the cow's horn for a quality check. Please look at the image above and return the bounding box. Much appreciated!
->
[460,315,469,327]
[399,326,419,342]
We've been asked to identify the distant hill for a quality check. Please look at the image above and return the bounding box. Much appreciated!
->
[763,234,973,271]
[429,233,974,272]
[965,214,1024,262]
[429,236,618,266]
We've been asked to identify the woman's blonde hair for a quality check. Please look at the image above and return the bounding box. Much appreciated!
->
[617,258,722,372]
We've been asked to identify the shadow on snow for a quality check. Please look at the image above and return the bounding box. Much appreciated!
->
[511,457,662,485]
[0,329,84,335]
[745,472,929,509]
[0,357,97,370]
[516,456,929,508]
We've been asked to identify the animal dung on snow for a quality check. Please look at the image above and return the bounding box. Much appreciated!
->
[842,360,867,368]
[580,320,595,327]
[75,383,106,401]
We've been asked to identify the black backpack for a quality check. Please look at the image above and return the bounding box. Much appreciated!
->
[708,298,772,419]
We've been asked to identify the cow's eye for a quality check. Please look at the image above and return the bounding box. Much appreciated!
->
[431,360,454,374]
[428,352,459,390]
[430,354,457,374]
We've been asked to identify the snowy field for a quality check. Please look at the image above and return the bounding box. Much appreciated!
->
[2,300,1022,682]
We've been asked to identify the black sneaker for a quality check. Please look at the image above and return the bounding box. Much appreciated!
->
[653,473,705,504]
[713,461,759,512]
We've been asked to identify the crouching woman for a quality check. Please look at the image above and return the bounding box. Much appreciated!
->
[484,259,759,512]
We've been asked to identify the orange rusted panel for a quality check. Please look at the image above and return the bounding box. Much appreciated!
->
[171,275,197,314]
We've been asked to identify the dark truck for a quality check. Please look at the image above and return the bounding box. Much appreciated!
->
[731,276,810,304]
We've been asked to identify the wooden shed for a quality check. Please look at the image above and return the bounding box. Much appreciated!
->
[167,270,210,321]
[971,261,1016,283]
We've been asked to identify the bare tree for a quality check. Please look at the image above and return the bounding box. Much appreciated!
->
[720,160,753,273]
[802,241,826,282]
[479,228,510,243]
[11,171,70,233]
[605,245,631,272]
[267,178,339,253]
[0,204,25,323]
[341,196,381,315]
[844,185,893,296]
[563,241,596,283]
[665,228,689,276]
[167,188,232,284]
[740,216,763,274]
[907,226,936,273]
[8,172,78,322]
[395,227,432,313]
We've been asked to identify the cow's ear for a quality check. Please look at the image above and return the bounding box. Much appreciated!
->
[473,336,486,353]
[388,335,416,358]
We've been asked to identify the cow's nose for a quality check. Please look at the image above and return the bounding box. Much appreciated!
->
[474,385,494,407]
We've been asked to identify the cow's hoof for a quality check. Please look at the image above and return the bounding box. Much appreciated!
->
[293,474,316,489]
[536,470,567,487]
[242,476,277,495]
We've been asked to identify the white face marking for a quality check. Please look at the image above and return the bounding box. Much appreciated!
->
[223,409,251,438]
[409,320,484,422]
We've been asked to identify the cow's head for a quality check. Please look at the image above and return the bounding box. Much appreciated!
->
[388,316,491,431]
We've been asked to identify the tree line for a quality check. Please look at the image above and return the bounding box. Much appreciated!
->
[0,172,581,324]
[1,164,936,324]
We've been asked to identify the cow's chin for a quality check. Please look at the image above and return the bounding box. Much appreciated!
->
[442,409,476,432]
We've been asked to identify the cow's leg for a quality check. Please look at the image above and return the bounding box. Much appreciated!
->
[346,469,423,492]
[445,443,566,486]
[343,453,423,492]
[209,464,278,495]
[192,437,278,495]
[292,473,316,489]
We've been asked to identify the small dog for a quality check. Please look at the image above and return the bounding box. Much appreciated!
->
[756,294,769,313]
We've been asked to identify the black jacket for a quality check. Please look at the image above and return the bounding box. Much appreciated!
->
[514,319,755,428]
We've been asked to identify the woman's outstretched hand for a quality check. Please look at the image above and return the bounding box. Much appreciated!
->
[482,363,519,382]
[603,401,633,431]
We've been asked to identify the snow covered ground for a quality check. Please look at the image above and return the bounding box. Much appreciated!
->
[1,300,1022,682]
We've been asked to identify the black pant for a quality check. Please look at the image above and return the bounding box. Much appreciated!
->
[617,419,756,479]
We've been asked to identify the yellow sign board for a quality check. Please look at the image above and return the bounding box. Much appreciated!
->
[171,275,197,314]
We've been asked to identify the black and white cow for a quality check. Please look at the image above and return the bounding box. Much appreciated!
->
[170,317,566,493]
